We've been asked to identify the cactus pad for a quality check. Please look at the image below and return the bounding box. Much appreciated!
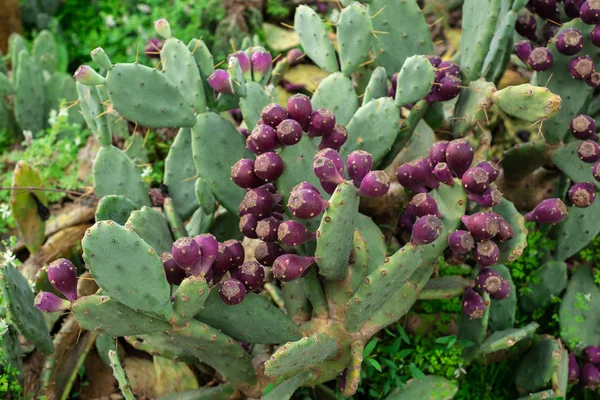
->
[452,78,496,136]
[418,276,473,300]
[195,177,216,216]
[95,195,138,225]
[264,332,338,376]
[520,262,567,313]
[164,128,199,220]
[395,55,435,107]
[492,84,561,123]
[263,370,315,400]
[356,213,387,274]
[362,66,388,106]
[14,50,46,134]
[171,276,210,326]
[311,72,358,126]
[337,3,373,76]
[239,82,272,131]
[493,198,527,264]
[385,375,458,400]
[76,82,111,147]
[125,206,173,255]
[515,338,562,393]
[294,5,339,74]
[108,350,136,400]
[481,322,539,354]
[554,197,600,261]
[32,30,57,73]
[553,141,600,191]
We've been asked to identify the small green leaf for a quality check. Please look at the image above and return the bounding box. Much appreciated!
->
[397,348,414,359]
[397,323,411,344]
[409,363,426,380]
[368,358,382,372]
[364,339,378,357]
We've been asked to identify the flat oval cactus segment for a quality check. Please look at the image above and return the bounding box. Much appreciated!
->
[294,5,339,74]
[264,332,338,376]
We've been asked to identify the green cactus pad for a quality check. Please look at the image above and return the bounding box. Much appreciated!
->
[32,30,57,73]
[356,213,387,274]
[95,195,138,225]
[311,72,358,126]
[315,181,359,280]
[164,128,199,220]
[188,39,214,82]
[124,133,149,165]
[520,261,567,313]
[294,5,339,74]
[554,197,600,261]
[553,141,600,191]
[281,280,312,324]
[171,276,210,326]
[559,264,600,350]
[239,82,272,131]
[105,63,196,128]
[125,206,173,255]
[302,268,329,318]
[154,356,199,396]
[195,177,216,216]
[91,47,112,70]
[76,82,111,147]
[481,322,539,354]
[96,334,117,367]
[534,20,600,144]
[156,384,235,400]
[82,220,173,319]
[93,145,151,208]
[10,161,47,254]
[0,262,54,354]
[14,50,46,134]
[191,112,252,213]
[164,196,189,239]
[385,375,458,400]
[362,66,388,106]
[418,276,473,300]
[452,78,496,136]
[196,290,303,344]
[161,38,206,113]
[72,295,171,336]
[263,370,315,400]
[515,338,562,393]
[227,56,246,97]
[186,207,213,237]
[337,3,373,76]
[345,181,466,332]
[2,325,23,380]
[264,332,338,376]
[503,140,554,182]
[395,55,435,107]
[208,209,242,241]
[342,97,401,167]
[458,292,490,362]
[517,390,559,400]
[492,84,561,123]
[368,0,433,79]
[8,33,28,72]
[493,198,527,264]
[108,350,136,400]
[0,72,13,97]
[488,264,516,331]
[553,348,569,398]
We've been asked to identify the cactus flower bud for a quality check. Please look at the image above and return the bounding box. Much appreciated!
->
[467,187,503,207]
[261,104,288,128]
[251,50,273,82]
[276,119,303,145]
[254,152,285,182]
[255,241,285,266]
[272,254,315,282]
[429,141,449,165]
[446,139,474,178]
[569,353,580,383]
[161,252,186,285]
[514,40,533,64]
[34,291,71,313]
[231,158,260,189]
[309,108,336,137]
[47,258,78,301]
[556,28,583,56]
[580,0,600,24]
[462,167,490,194]
[581,363,600,389]
[473,240,500,267]
[433,163,455,186]
[319,124,348,151]
[462,288,487,319]
[411,215,443,245]
[448,230,475,254]
[358,171,391,198]
[231,261,265,291]
[287,94,312,131]
[208,69,233,94]
[73,65,105,85]
[347,150,373,187]
[408,193,443,218]
[525,198,568,224]
[461,212,499,241]
[288,188,329,219]
[287,48,303,66]
[154,18,171,38]
[219,279,247,305]
[277,220,316,246]
[172,237,202,275]
[568,182,596,208]
[578,140,600,163]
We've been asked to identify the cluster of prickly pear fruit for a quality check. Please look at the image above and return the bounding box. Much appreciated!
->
[568,347,600,390]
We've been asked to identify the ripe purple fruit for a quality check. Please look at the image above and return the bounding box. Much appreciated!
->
[586,71,600,87]
[581,363,600,390]
[524,198,568,224]
[219,279,247,305]
[462,288,487,319]
[272,254,315,282]
[287,94,312,131]
[358,171,391,198]
[433,163,455,186]
[411,215,443,245]
[292,181,320,193]
[224,239,245,267]
[278,220,316,246]
[229,51,251,78]
[591,25,600,47]
[172,237,202,275]
[308,108,336,137]
[569,353,580,383]
[570,114,596,140]
[533,0,559,20]
[467,187,503,207]
[251,51,273,82]
[477,161,500,182]
[448,230,475,254]
[436,61,461,79]
[462,167,490,194]
[569,182,597,208]
[193,234,218,275]
[161,252,186,285]
[212,243,233,284]
[446,139,474,178]
[239,214,259,238]
[319,124,348,151]
[256,217,281,242]
[261,104,288,128]
[565,0,585,18]
[473,240,500,267]
[231,159,260,189]
[514,40,533,64]
[516,10,537,41]
[584,346,600,363]
[408,193,443,218]
[34,291,71,313]
[593,162,600,182]
[580,0,600,24]
[425,55,442,67]
[476,268,502,294]
[313,155,344,185]
[207,69,233,94]
[490,279,510,300]
[231,261,265,291]
[47,258,78,301]
[409,157,439,189]
[569,55,594,80]
[254,241,285,266]
[398,208,417,232]
[287,48,303,66]
[276,119,303,145]
[491,213,515,242]
[461,212,499,241]
[528,47,553,71]
[578,140,600,163]
[287,188,329,219]
[144,38,163,59]
[247,125,278,154]
[254,152,285,182]
[347,150,373,187]
[239,187,277,217]
[429,141,448,165]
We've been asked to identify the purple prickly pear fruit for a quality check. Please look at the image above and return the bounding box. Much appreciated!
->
[359,171,391,198]
[313,155,344,185]
[448,230,475,254]
[490,213,515,242]
[347,150,373,187]
[212,243,233,284]
[569,56,595,80]
[490,278,510,299]
[144,38,163,59]
[287,94,312,131]
[584,346,600,363]
[161,252,186,285]
[278,220,316,246]
[527,47,553,71]
[391,73,398,93]
[461,212,499,241]
[224,239,245,267]
[34,291,71,312]
[476,268,502,293]
[231,261,265,291]
[565,0,585,18]
[436,61,461,79]
[591,25,600,47]
[462,167,490,194]
[219,279,247,305]
[239,214,259,238]
[411,215,443,245]
[593,162,600,182]
[254,152,285,182]
[315,148,344,175]
[247,124,278,154]
[396,163,424,192]
[533,0,559,20]
[308,108,336,137]
[578,140,600,163]
[230,51,251,76]
[581,363,600,389]
[261,104,288,128]
[208,69,233,94]
[256,217,281,242]
[47,258,78,301]
[477,161,500,182]
[514,40,533,64]
[172,237,202,275]
[446,139,474,178]
[276,119,303,145]
[409,157,439,189]
[255,241,285,266]
[556,28,584,56]
[586,71,600,87]
[231,158,260,189]
[425,55,442,67]
[388,86,396,98]
[580,0,600,24]
[543,21,559,42]
[473,240,500,267]
[238,127,250,138]
[292,181,320,194]
[240,188,277,217]
[320,180,338,195]
[408,193,443,218]
[319,124,348,151]
[429,141,449,165]
[524,198,568,223]
[462,287,487,319]
[193,234,218,275]
[568,182,596,208]
[287,188,329,219]
[437,75,462,101]
[569,353,580,383]
[287,48,303,66]
[272,254,315,282]
[516,10,537,41]
[251,51,273,82]
[271,211,284,221]
[433,163,455,186]
[467,188,503,207]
